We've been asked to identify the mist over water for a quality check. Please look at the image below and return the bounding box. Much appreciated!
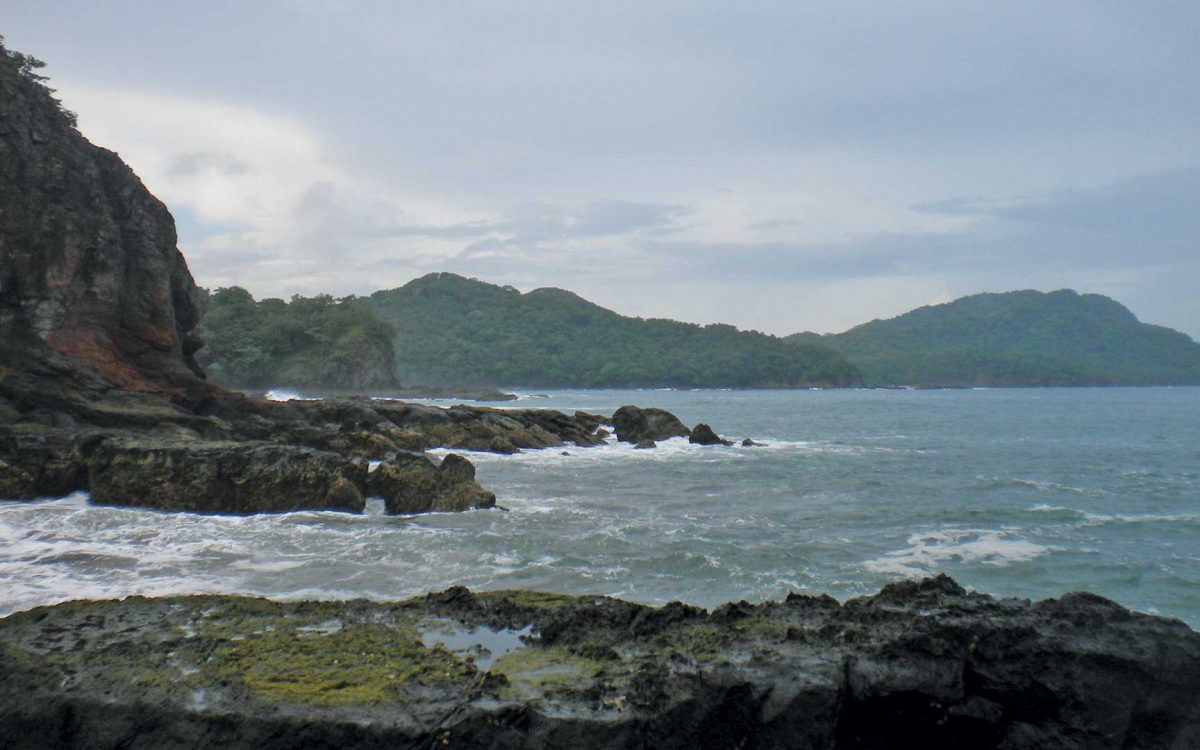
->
[2,388,1197,625]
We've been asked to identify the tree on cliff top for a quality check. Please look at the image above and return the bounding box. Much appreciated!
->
[0,35,76,126]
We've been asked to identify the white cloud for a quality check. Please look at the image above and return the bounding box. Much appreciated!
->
[56,82,491,296]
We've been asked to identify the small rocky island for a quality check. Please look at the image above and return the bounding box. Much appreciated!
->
[2,37,1199,750]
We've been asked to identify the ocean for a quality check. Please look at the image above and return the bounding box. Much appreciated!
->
[2,387,1198,625]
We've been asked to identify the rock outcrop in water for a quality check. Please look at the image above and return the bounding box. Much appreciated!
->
[0,40,616,515]
[689,422,733,446]
[0,576,1196,749]
[611,405,691,444]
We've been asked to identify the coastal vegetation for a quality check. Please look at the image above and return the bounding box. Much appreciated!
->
[195,287,398,390]
[195,278,1200,391]
[363,273,860,388]
[790,289,1200,387]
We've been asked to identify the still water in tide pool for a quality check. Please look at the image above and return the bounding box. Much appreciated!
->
[1,387,1198,625]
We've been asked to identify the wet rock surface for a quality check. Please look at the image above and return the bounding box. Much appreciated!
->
[689,422,733,446]
[612,405,691,444]
[0,576,1195,750]
[86,438,368,514]
[371,453,496,514]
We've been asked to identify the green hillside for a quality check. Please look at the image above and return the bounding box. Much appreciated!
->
[790,289,1200,387]
[196,288,398,390]
[364,273,861,388]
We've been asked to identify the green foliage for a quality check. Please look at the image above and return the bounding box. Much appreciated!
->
[196,287,398,390]
[0,35,77,126]
[364,273,860,388]
[794,289,1200,387]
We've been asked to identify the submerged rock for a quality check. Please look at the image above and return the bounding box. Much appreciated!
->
[689,422,733,446]
[0,576,1195,749]
[611,405,691,444]
[742,438,765,447]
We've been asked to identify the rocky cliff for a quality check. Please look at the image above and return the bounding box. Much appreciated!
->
[0,43,206,399]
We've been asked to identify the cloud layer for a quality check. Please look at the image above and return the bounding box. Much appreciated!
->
[7,2,1198,337]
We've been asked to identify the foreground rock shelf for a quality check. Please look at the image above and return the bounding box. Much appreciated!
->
[1,576,1196,749]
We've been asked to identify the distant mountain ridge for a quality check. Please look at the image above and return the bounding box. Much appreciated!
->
[789,289,1200,387]
[194,278,1200,390]
[363,273,861,388]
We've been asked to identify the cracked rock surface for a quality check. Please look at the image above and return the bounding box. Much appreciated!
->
[1,575,1196,749]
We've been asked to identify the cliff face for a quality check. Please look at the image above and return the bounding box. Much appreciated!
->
[0,44,205,397]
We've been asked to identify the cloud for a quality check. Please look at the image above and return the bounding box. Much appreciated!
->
[17,2,1194,339]
[913,169,1200,267]
[165,151,250,178]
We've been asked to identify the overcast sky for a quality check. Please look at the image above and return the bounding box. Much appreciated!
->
[6,2,1198,337]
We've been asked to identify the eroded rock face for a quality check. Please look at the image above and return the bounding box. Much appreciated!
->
[0,576,1195,749]
[0,43,206,400]
[612,405,691,444]
[87,439,367,514]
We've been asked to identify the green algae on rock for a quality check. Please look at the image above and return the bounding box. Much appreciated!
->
[1,577,1198,749]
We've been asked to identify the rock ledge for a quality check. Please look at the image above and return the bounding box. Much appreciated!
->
[0,576,1195,749]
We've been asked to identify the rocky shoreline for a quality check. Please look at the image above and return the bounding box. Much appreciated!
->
[1,575,1196,749]
[0,367,737,514]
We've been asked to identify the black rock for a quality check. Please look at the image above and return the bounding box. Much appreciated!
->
[86,438,367,514]
[0,576,1196,749]
[612,405,691,444]
[689,423,733,446]
[371,453,495,514]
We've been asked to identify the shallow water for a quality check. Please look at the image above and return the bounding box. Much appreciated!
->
[2,387,1198,625]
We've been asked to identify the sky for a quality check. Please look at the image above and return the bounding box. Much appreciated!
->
[5,2,1198,337]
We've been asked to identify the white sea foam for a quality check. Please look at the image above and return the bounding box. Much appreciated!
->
[1028,504,1200,526]
[426,435,907,469]
[977,476,1101,495]
[863,529,1055,577]
[2,387,1197,623]
[264,389,320,402]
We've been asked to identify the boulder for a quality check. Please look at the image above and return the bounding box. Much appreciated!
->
[689,423,733,446]
[573,410,606,432]
[634,439,657,449]
[741,437,765,447]
[372,453,495,514]
[0,426,86,499]
[612,405,691,444]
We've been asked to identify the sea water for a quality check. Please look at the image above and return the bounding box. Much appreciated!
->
[1,387,1197,626]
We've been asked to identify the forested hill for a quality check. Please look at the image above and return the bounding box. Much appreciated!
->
[364,273,861,388]
[788,289,1200,387]
[195,288,398,390]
